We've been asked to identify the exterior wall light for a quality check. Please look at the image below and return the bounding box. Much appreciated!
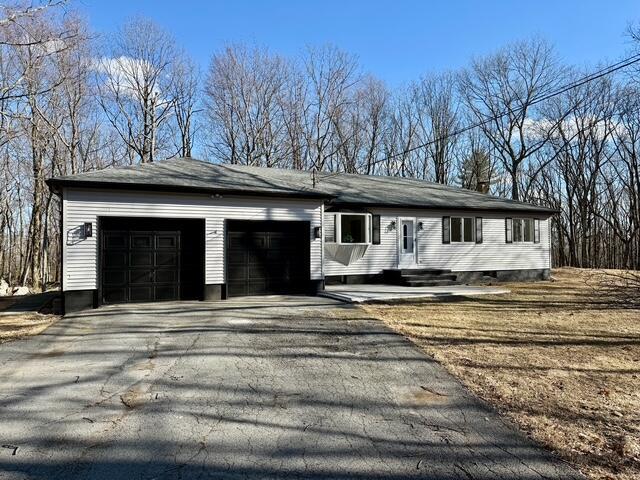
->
[83,222,93,238]
[418,221,424,230]
[389,220,396,231]
[313,226,322,239]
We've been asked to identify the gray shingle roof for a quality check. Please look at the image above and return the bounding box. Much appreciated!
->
[47,157,556,214]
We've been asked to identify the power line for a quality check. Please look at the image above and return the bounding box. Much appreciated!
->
[375,52,640,165]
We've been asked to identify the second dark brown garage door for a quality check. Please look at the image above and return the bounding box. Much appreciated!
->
[226,220,310,297]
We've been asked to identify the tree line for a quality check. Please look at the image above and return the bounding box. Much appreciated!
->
[0,1,638,291]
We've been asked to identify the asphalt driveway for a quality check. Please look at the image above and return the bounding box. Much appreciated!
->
[0,296,581,479]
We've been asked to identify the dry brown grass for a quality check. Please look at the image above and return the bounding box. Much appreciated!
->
[362,268,640,480]
[0,313,58,343]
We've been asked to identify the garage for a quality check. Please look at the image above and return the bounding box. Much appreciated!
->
[99,217,205,305]
[226,220,310,297]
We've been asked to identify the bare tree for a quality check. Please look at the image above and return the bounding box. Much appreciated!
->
[382,88,419,177]
[459,38,565,200]
[332,76,389,173]
[412,72,460,184]
[96,17,180,163]
[170,51,199,157]
[277,61,307,169]
[0,3,84,289]
[203,45,289,166]
[302,45,359,172]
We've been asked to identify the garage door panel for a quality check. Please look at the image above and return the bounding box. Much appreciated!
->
[105,234,127,249]
[130,251,153,267]
[155,269,178,283]
[247,280,268,295]
[156,251,178,266]
[156,234,179,248]
[155,285,178,301]
[129,269,153,284]
[104,251,127,268]
[227,263,247,282]
[103,288,126,304]
[247,265,267,279]
[131,234,153,249]
[226,281,245,295]
[227,232,250,246]
[129,286,153,302]
[104,270,126,286]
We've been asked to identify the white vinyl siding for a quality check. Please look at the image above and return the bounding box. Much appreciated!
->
[417,213,549,271]
[62,188,323,291]
[324,208,550,276]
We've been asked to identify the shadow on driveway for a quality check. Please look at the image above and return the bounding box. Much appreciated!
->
[0,296,582,479]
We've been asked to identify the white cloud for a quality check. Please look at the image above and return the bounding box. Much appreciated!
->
[523,115,623,142]
[93,56,164,101]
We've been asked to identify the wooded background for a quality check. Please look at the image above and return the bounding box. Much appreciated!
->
[1,1,639,291]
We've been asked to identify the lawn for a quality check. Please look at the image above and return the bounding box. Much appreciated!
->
[0,313,58,344]
[362,268,640,480]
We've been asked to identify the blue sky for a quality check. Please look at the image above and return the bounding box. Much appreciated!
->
[77,0,640,86]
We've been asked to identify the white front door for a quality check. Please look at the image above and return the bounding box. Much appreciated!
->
[398,218,417,268]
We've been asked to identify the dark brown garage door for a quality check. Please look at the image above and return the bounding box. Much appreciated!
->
[100,218,204,305]
[226,220,310,297]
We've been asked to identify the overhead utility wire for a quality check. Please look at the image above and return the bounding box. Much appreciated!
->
[373,52,640,164]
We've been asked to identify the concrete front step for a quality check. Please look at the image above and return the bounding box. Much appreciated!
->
[401,273,458,282]
[397,268,452,275]
[383,268,460,287]
[405,279,461,287]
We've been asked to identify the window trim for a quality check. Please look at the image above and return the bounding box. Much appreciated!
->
[325,212,372,245]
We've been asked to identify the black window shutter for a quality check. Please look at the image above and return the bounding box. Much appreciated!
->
[475,217,483,244]
[505,218,512,243]
[372,215,381,245]
[534,218,540,243]
[442,216,450,244]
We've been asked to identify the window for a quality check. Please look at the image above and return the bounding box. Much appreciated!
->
[451,217,462,242]
[325,213,371,244]
[513,218,523,242]
[523,219,534,242]
[508,218,537,243]
[446,216,475,243]
[401,220,414,253]
[463,217,474,242]
[341,215,366,243]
